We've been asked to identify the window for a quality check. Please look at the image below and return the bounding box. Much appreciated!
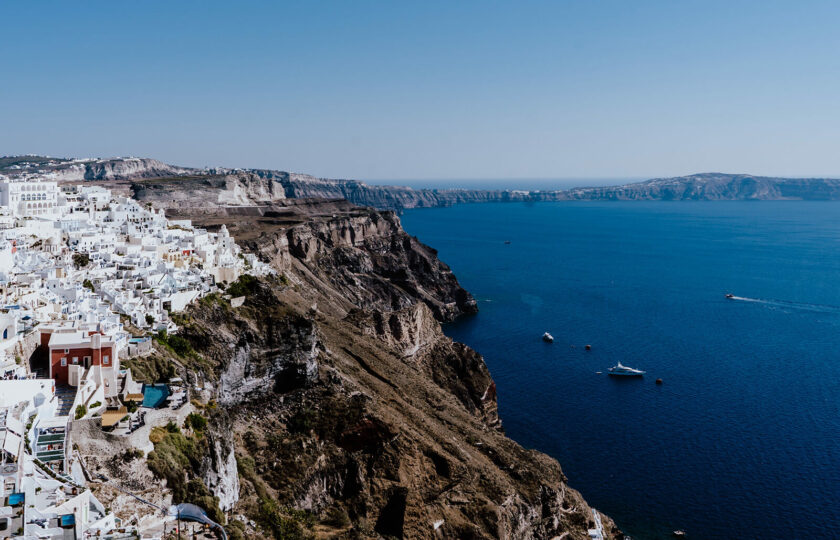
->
[64,348,69,354]
[60,357,67,367]
[72,357,78,364]
[103,355,109,365]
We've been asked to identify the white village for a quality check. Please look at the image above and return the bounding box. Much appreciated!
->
[0,168,271,539]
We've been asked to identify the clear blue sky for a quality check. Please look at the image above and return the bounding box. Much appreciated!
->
[2,1,840,181]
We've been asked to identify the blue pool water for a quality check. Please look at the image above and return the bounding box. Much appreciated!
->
[141,384,170,408]
[7,493,24,505]
[401,201,840,539]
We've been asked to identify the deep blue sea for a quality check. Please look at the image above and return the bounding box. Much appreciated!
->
[400,201,840,540]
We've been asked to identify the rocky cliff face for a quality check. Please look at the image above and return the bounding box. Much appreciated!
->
[202,418,242,512]
[127,170,566,212]
[156,203,621,539]
[131,172,287,209]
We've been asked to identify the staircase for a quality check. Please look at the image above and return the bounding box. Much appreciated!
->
[55,385,76,417]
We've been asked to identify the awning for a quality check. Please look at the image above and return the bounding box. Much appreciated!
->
[3,430,21,456]
[101,407,128,427]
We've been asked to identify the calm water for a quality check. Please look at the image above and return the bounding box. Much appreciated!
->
[401,202,840,540]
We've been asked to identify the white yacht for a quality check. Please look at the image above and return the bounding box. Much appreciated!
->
[608,362,645,377]
[542,332,554,343]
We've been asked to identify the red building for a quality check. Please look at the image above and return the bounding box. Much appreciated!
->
[45,331,118,386]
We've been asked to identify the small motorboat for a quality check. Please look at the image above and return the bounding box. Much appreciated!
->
[673,531,687,537]
[725,293,734,299]
[608,362,645,377]
[542,332,554,343]
[504,240,511,244]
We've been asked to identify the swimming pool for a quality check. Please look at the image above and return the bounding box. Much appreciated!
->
[7,493,24,505]
[141,384,170,408]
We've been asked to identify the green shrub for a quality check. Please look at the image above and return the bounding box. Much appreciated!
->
[145,314,155,325]
[258,498,314,540]
[146,431,203,500]
[75,405,87,420]
[287,408,316,434]
[226,274,260,298]
[89,401,102,409]
[154,330,195,358]
[83,279,95,292]
[147,431,222,523]
[72,253,90,268]
[185,413,207,432]
[121,448,144,462]
[322,506,351,528]
[122,356,176,383]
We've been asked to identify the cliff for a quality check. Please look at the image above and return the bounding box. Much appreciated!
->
[128,168,840,211]
[111,202,621,539]
[0,155,192,182]
[7,155,840,210]
[564,172,840,201]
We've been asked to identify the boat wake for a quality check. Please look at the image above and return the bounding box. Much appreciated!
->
[727,295,840,314]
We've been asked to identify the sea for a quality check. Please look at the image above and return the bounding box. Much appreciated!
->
[399,201,840,540]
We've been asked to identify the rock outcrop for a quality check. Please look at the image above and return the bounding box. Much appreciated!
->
[202,419,242,511]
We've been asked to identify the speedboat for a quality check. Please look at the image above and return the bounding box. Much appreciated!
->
[542,332,554,343]
[608,362,645,377]
[725,293,734,299]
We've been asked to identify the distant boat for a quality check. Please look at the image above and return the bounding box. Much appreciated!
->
[542,332,554,343]
[725,293,734,299]
[673,531,687,538]
[504,240,511,244]
[608,362,645,377]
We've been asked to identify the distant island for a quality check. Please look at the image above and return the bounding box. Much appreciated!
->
[4,155,840,211]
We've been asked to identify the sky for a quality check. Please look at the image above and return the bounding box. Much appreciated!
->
[2,1,840,182]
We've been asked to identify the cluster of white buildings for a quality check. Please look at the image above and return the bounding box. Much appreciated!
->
[0,175,271,539]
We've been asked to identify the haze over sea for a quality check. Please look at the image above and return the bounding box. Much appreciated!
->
[401,201,840,539]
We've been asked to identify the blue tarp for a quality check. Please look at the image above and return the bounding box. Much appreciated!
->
[170,504,226,540]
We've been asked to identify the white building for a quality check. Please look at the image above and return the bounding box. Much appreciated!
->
[0,179,60,218]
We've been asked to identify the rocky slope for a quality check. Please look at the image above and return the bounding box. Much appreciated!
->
[111,201,622,539]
